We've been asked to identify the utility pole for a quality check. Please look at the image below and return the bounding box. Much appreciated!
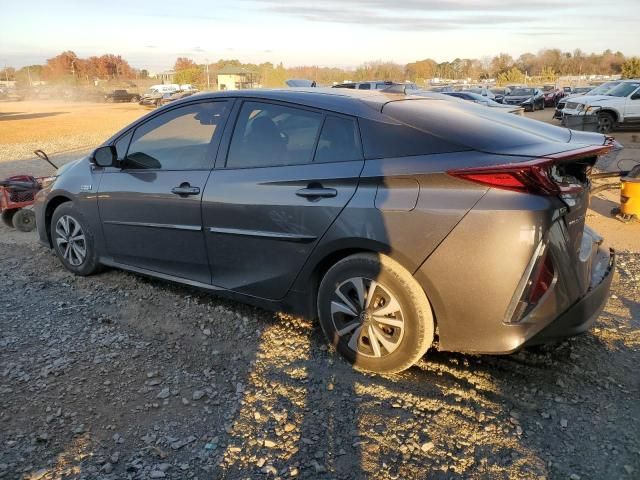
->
[205,58,210,90]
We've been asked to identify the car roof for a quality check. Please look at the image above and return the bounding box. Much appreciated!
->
[186,88,433,119]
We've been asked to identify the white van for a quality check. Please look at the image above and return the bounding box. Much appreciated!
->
[147,84,180,95]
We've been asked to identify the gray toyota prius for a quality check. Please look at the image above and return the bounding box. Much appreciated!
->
[34,88,615,374]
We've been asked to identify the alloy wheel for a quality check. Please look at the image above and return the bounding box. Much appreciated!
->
[55,215,87,266]
[330,277,405,358]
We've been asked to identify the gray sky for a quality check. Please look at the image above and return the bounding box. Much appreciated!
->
[1,0,638,72]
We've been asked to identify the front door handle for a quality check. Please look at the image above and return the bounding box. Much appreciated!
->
[171,184,200,196]
[296,187,337,199]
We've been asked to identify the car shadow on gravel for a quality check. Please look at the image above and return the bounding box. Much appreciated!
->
[0,112,67,122]
[1,239,638,480]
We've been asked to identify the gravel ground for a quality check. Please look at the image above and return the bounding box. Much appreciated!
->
[1,100,639,480]
[0,224,639,480]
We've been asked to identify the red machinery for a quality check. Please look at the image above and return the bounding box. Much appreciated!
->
[0,150,57,232]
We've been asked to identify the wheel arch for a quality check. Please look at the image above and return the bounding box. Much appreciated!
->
[290,237,426,320]
[599,108,619,122]
[44,195,73,246]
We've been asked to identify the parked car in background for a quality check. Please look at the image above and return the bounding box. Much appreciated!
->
[490,87,510,103]
[0,88,24,101]
[35,88,615,374]
[503,87,545,111]
[443,91,523,114]
[554,81,624,120]
[468,87,496,101]
[563,87,573,94]
[561,79,640,133]
[159,90,198,106]
[286,79,317,87]
[333,81,418,91]
[104,90,141,103]
[572,87,594,95]
[139,91,164,107]
[542,85,564,107]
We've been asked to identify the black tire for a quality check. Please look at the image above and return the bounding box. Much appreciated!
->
[598,112,615,133]
[540,99,545,110]
[317,253,434,374]
[51,203,101,276]
[13,209,36,232]
[1,209,18,228]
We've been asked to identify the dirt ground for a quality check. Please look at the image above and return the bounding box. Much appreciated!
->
[0,100,639,480]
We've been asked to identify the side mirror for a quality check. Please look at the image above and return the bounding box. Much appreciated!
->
[631,92,640,100]
[91,145,118,167]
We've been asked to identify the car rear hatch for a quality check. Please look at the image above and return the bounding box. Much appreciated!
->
[381,98,614,300]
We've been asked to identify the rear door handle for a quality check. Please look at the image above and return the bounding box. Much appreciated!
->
[296,187,337,199]
[171,184,200,196]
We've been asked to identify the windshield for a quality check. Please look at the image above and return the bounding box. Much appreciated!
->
[589,82,620,95]
[510,88,534,96]
[606,82,640,97]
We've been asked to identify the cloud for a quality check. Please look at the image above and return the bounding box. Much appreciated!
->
[245,0,580,31]
[192,46,205,52]
[145,45,158,49]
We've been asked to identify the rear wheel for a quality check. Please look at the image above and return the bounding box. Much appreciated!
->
[317,253,434,374]
[13,209,36,232]
[51,203,101,276]
[598,112,615,133]
[1,209,18,228]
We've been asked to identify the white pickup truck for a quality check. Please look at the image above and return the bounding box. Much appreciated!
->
[561,79,640,133]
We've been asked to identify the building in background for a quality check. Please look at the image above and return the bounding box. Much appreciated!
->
[217,65,257,91]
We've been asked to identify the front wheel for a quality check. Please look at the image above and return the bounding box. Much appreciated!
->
[597,112,615,133]
[51,203,101,276]
[317,253,434,374]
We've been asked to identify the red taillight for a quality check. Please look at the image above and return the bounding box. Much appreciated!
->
[448,145,612,196]
[528,253,555,304]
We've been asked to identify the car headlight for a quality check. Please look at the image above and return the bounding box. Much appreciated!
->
[522,98,532,104]
[584,106,598,114]
[39,176,57,189]
[575,104,584,112]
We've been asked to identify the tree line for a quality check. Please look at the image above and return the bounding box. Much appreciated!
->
[2,49,639,89]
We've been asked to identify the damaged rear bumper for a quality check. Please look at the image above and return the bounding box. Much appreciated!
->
[524,247,615,346]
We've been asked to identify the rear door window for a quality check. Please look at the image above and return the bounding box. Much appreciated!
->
[226,101,323,168]
[314,116,362,163]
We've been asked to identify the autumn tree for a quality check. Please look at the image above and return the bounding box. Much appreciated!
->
[405,59,438,83]
[174,57,198,71]
[491,53,515,76]
[621,58,640,79]
[43,50,79,81]
[497,67,525,85]
[174,68,203,86]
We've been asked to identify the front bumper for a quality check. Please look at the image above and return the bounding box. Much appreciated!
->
[524,248,615,345]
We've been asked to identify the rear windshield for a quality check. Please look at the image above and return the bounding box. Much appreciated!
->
[381,99,570,153]
[510,88,534,96]
[359,103,468,159]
